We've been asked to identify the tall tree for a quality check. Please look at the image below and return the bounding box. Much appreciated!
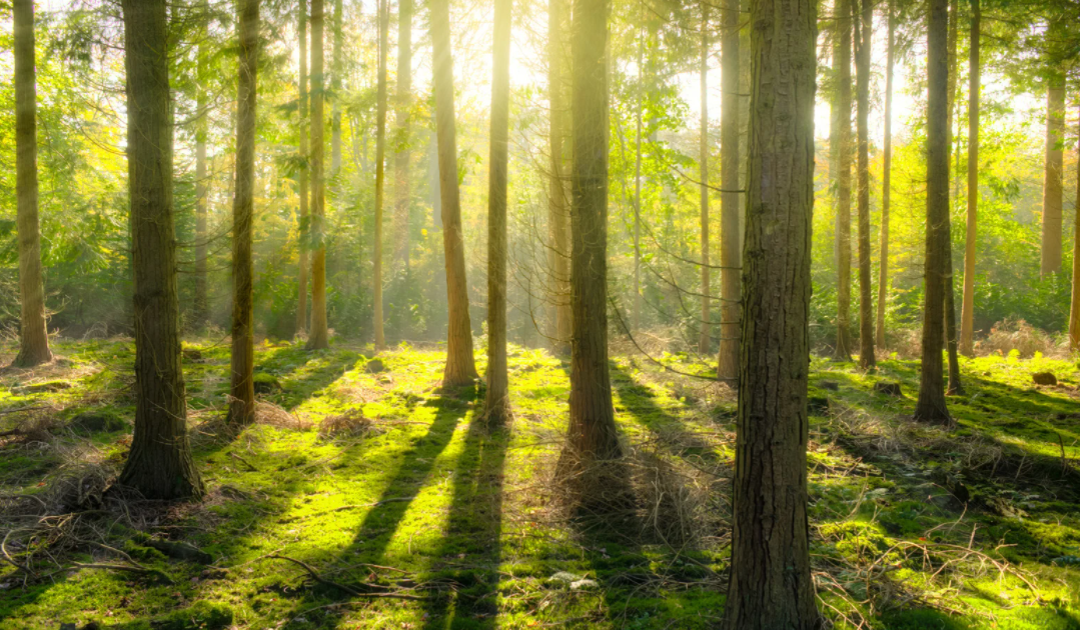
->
[331,0,343,176]
[1041,65,1065,277]
[548,0,572,354]
[944,0,962,395]
[960,0,979,355]
[876,0,894,349]
[431,0,479,385]
[913,0,952,425]
[308,0,330,349]
[485,0,513,427]
[296,0,310,336]
[698,3,710,355]
[228,0,259,428]
[632,24,645,332]
[392,0,414,268]
[723,0,818,620]
[12,0,52,368]
[1070,103,1080,349]
[373,0,388,350]
[833,0,853,361]
[717,0,740,382]
[193,0,210,331]
[117,0,203,500]
[853,0,874,369]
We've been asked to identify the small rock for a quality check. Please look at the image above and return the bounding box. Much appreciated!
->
[366,358,387,374]
[808,396,830,416]
[873,381,902,397]
[819,381,840,391]
[1032,372,1057,386]
[252,372,282,394]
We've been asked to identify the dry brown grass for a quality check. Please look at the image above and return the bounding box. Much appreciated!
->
[975,318,1067,359]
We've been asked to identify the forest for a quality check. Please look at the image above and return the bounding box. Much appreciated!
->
[0,0,1079,627]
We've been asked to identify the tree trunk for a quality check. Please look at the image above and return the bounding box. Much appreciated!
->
[117,0,203,500]
[392,0,413,269]
[297,0,310,336]
[876,0,893,350]
[193,1,209,331]
[1070,102,1080,349]
[960,0,978,356]
[723,0,818,620]
[943,0,962,395]
[548,0,572,355]
[854,0,874,369]
[1041,74,1065,277]
[632,25,644,332]
[373,0,388,350]
[228,0,259,428]
[717,0,740,383]
[331,0,343,177]
[12,0,52,368]
[913,0,951,425]
[833,0,853,361]
[308,0,329,350]
[698,4,710,355]
[431,0,478,386]
[485,0,513,427]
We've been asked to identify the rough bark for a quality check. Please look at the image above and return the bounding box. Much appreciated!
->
[913,0,951,425]
[308,0,329,349]
[12,0,52,368]
[1041,74,1065,277]
[1070,103,1080,350]
[331,0,343,177]
[228,0,259,428]
[960,0,978,356]
[943,0,962,395]
[833,0,853,361]
[717,0,740,383]
[485,0,513,427]
[722,0,819,619]
[117,0,203,500]
[296,0,310,336]
[431,0,478,385]
[854,0,874,369]
[876,0,893,350]
[392,0,413,269]
[698,5,710,355]
[547,0,572,354]
[373,0,388,350]
[193,0,209,331]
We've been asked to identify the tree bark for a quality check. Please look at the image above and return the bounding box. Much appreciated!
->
[297,0,310,336]
[392,0,413,269]
[331,0,343,177]
[717,0,740,383]
[308,0,330,349]
[193,0,210,332]
[12,0,52,368]
[228,0,259,428]
[960,0,978,356]
[914,0,951,425]
[548,0,572,354]
[485,0,513,427]
[833,0,853,361]
[723,0,819,620]
[698,4,710,355]
[431,0,478,385]
[1041,74,1065,277]
[1070,102,1080,349]
[876,0,893,350]
[943,0,962,395]
[373,0,388,350]
[854,0,874,369]
[632,25,644,332]
[117,0,203,500]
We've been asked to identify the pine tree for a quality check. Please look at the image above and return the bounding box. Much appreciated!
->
[548,0,572,354]
[833,0,853,361]
[853,0,874,369]
[698,3,711,355]
[717,0,740,383]
[373,0,388,350]
[960,0,979,355]
[392,0,414,269]
[296,0,310,336]
[876,0,895,350]
[308,0,330,350]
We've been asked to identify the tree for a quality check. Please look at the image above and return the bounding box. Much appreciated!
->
[392,0,414,268]
[308,0,330,350]
[117,0,204,500]
[913,0,952,425]
[228,0,259,428]
[833,0,853,361]
[12,0,52,368]
[632,25,645,332]
[484,0,513,427]
[717,0,740,382]
[876,0,894,350]
[331,0,343,176]
[960,0,979,356]
[1070,100,1080,349]
[548,0,572,354]
[698,3,710,355]
[853,0,874,369]
[373,0,389,350]
[431,0,479,385]
[296,0,310,336]
[943,0,962,395]
[1040,65,1065,278]
[193,0,210,331]
[723,0,818,620]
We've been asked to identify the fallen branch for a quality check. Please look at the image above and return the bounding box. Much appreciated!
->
[266,554,424,600]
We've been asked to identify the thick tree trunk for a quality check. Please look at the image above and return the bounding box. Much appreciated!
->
[228,0,259,428]
[392,0,413,269]
[943,0,962,395]
[833,0,853,361]
[548,0,572,355]
[117,0,203,501]
[12,0,52,368]
[431,0,478,386]
[876,0,894,350]
[485,0,513,427]
[308,0,329,349]
[1070,104,1080,349]
[914,0,951,425]
[331,0,343,176]
[960,0,978,356]
[373,0,388,350]
[297,0,310,336]
[854,0,874,369]
[723,0,818,620]
[717,0,740,383]
[1041,75,1065,277]
[194,2,209,331]
[698,5,710,355]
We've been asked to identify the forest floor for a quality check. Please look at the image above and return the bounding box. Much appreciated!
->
[1,338,1079,629]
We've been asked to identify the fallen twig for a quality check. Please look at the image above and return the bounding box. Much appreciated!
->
[265,554,424,600]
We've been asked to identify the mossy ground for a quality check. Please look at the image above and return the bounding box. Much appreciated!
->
[1,340,1079,629]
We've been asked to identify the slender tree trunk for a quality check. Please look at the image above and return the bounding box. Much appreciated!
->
[1070,102,1080,349]
[854,0,874,369]
[1041,73,1065,277]
[943,0,962,395]
[117,0,203,500]
[392,0,413,269]
[228,0,259,427]
[193,1,209,331]
[834,0,853,361]
[431,0,478,385]
[308,0,329,349]
[297,0,310,336]
[876,0,894,350]
[548,0,572,354]
[698,4,710,355]
[12,0,51,368]
[914,0,951,425]
[373,0,388,350]
[632,25,644,332]
[723,0,818,620]
[960,0,978,356]
[485,0,513,427]
[331,0,343,177]
[717,0,740,383]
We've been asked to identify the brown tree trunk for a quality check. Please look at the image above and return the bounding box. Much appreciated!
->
[193,1,209,331]
[308,0,329,349]
[834,0,853,361]
[632,25,644,332]
[698,4,710,355]
[960,0,978,356]
[717,0,740,383]
[331,0,343,177]
[392,0,413,269]
[723,0,818,620]
[854,0,874,369]
[548,0,572,355]
[1041,73,1065,277]
[117,0,203,500]
[431,0,478,385]
[12,0,52,368]
[876,0,894,350]
[943,0,962,395]
[296,0,310,336]
[914,0,951,425]
[373,0,388,350]
[485,0,513,427]
[228,0,259,427]
[1070,101,1080,349]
